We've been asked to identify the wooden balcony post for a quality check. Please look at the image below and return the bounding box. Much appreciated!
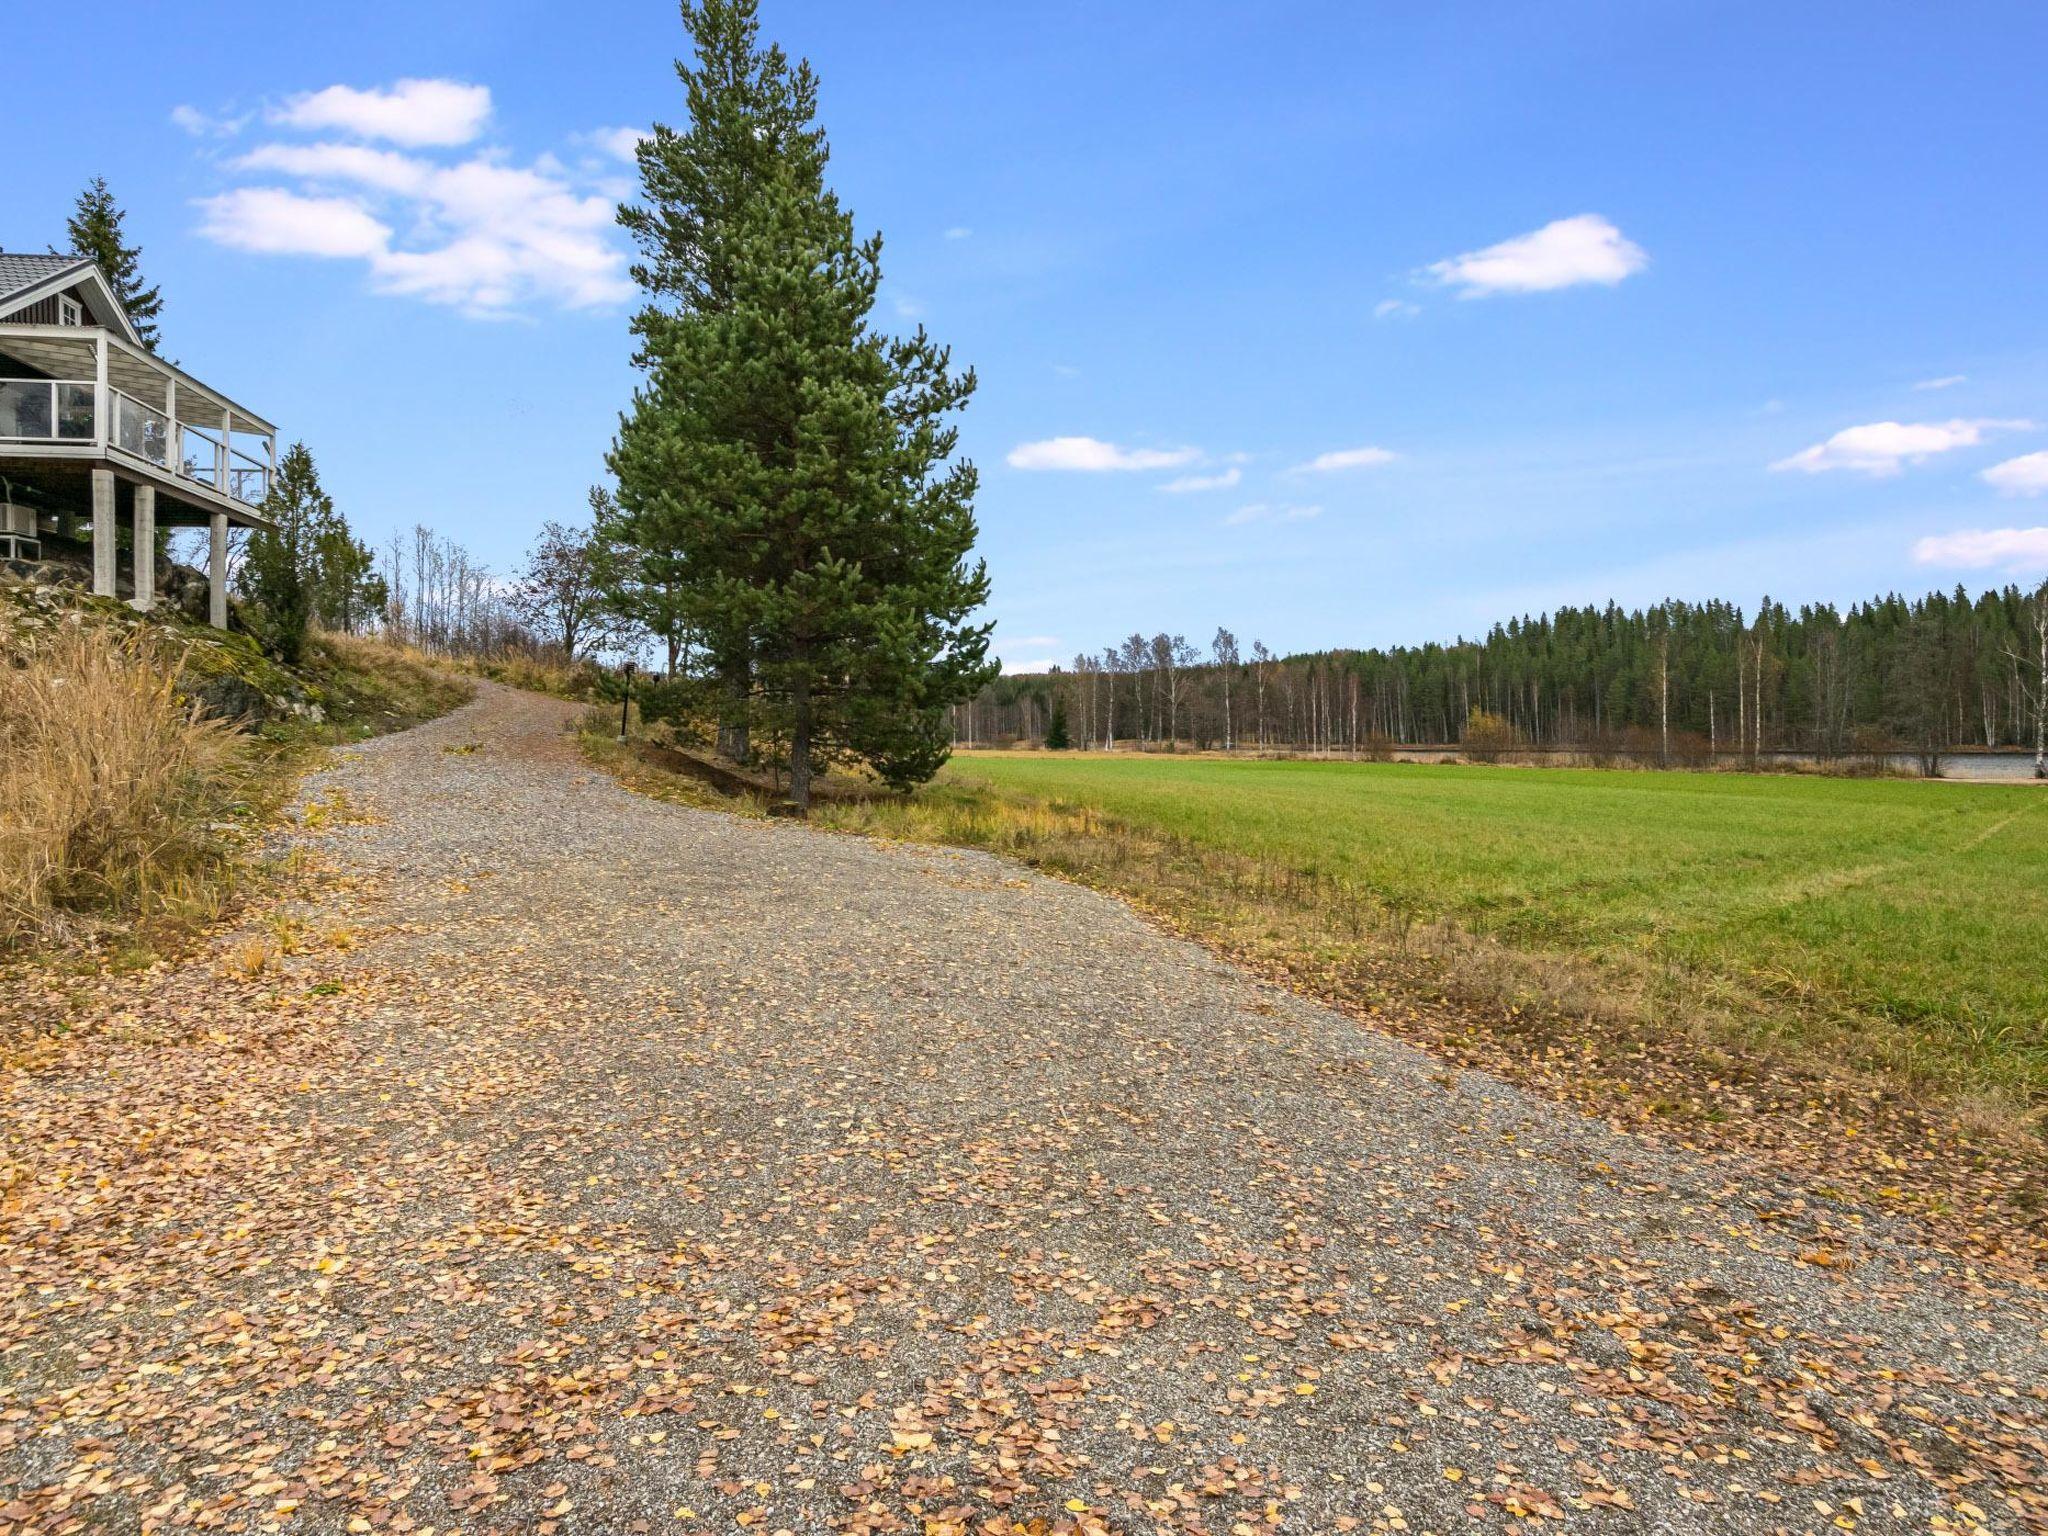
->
[130,483,156,612]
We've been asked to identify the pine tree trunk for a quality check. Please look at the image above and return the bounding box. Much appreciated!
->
[789,679,814,812]
[716,664,750,764]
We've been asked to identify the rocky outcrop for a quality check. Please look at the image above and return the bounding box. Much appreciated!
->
[0,570,325,728]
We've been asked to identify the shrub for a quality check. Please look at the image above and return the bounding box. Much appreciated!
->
[1461,708,1517,763]
[0,612,239,940]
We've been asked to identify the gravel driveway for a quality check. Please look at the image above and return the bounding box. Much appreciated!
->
[4,682,2044,1535]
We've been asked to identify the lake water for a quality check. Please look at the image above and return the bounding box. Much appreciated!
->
[1371,746,2045,781]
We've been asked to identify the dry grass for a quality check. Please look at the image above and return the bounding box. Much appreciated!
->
[576,712,771,818]
[451,647,602,701]
[0,613,244,943]
[306,632,475,739]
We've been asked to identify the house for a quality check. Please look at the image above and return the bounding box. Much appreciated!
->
[0,250,275,626]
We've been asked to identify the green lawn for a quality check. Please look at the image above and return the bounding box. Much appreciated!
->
[940,752,2048,1102]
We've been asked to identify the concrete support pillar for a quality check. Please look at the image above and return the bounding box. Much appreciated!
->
[90,468,117,597]
[130,484,156,612]
[208,512,229,629]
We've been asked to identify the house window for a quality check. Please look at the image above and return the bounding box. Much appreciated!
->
[57,296,82,327]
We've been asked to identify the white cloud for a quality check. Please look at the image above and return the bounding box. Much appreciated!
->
[1425,213,1647,297]
[580,126,647,162]
[238,141,431,194]
[171,104,249,138]
[196,187,393,258]
[1983,451,2048,496]
[892,294,925,320]
[1006,436,1199,472]
[1050,364,1081,379]
[944,226,972,240]
[1911,527,2048,572]
[211,137,632,315]
[1294,445,1397,474]
[1158,467,1242,494]
[1373,298,1420,320]
[272,79,493,147]
[1225,502,1322,526]
[1913,374,1967,391]
[1771,418,2034,476]
[1001,656,1061,675]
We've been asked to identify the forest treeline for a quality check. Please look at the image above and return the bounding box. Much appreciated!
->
[961,586,2048,771]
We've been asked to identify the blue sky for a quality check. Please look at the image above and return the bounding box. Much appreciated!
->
[11,1,2048,671]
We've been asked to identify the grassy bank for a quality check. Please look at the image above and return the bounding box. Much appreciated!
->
[301,631,477,741]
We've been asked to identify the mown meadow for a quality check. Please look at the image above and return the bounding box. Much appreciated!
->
[827,751,2048,1122]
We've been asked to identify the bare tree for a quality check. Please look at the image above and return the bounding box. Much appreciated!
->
[2037,585,2047,779]
[1250,639,1273,748]
[1810,624,1851,760]
[1656,614,1670,767]
[1212,627,1240,750]
[1120,634,1149,742]
[512,518,618,662]
[2011,581,2048,779]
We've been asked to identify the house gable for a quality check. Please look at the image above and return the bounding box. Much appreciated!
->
[0,257,143,346]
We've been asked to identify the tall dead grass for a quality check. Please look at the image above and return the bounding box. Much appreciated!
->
[0,613,241,941]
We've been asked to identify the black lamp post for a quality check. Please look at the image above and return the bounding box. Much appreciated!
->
[618,660,636,743]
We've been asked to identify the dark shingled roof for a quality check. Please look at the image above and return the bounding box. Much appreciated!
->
[0,252,92,304]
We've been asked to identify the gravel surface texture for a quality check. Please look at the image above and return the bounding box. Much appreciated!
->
[3,683,2044,1536]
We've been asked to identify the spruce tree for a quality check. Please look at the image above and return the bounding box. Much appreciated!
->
[1045,694,1072,751]
[66,178,163,350]
[610,0,995,808]
[239,444,378,661]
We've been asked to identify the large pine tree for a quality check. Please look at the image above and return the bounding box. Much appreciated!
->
[612,1,826,761]
[66,178,163,350]
[609,0,994,808]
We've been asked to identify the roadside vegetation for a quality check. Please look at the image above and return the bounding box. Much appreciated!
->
[926,752,2047,1099]
[802,749,2048,1247]
[0,612,237,942]
[0,588,469,963]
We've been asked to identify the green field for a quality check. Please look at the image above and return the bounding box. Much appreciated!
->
[936,753,2048,1107]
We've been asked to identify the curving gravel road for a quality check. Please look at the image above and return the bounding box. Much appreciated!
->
[3,682,2044,1535]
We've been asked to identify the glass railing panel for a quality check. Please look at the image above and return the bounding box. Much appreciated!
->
[114,393,170,466]
[230,466,270,504]
[177,426,220,485]
[57,383,95,440]
[0,380,55,440]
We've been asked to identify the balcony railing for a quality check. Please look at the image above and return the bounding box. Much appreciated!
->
[0,378,269,507]
[0,378,96,444]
